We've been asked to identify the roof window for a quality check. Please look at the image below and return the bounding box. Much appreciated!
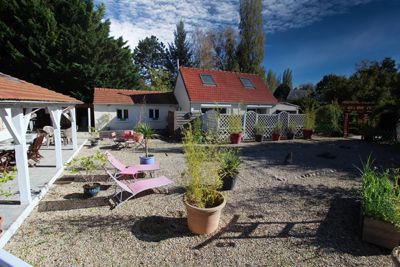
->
[200,74,216,86]
[240,77,254,89]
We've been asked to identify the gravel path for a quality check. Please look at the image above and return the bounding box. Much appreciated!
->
[5,137,400,266]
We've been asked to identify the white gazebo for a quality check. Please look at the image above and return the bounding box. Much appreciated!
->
[0,72,82,205]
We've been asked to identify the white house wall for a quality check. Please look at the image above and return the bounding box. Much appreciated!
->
[94,104,175,130]
[174,73,191,111]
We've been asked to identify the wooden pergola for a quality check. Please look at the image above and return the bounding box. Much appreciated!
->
[342,101,374,137]
[0,73,82,204]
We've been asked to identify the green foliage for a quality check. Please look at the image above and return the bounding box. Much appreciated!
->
[237,0,265,77]
[304,108,316,130]
[287,122,296,133]
[192,118,204,144]
[274,83,291,101]
[282,68,293,89]
[316,74,351,103]
[272,121,283,134]
[0,0,141,102]
[148,68,172,91]
[315,103,343,136]
[361,157,400,227]
[219,148,242,178]
[133,35,167,85]
[67,152,106,184]
[182,124,223,208]
[228,115,243,134]
[266,70,280,92]
[135,123,155,157]
[253,122,266,135]
[0,167,16,197]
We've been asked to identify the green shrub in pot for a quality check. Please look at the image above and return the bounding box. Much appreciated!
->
[219,148,241,190]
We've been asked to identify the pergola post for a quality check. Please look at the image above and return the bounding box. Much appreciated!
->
[0,108,32,204]
[48,107,63,170]
[88,107,92,132]
[69,106,78,150]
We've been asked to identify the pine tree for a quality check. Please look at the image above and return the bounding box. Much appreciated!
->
[282,68,293,89]
[237,0,265,77]
[166,21,192,80]
[266,70,279,92]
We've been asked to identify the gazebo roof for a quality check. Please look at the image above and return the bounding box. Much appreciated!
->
[0,72,81,105]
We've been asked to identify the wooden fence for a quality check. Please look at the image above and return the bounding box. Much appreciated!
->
[168,111,202,136]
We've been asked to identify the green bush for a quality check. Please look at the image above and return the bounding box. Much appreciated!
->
[303,108,316,130]
[361,157,400,227]
[315,103,343,136]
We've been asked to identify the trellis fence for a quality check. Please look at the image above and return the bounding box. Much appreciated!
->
[202,110,305,141]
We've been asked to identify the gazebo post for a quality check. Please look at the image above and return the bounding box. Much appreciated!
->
[88,107,92,132]
[48,107,63,170]
[0,108,32,204]
[69,106,78,150]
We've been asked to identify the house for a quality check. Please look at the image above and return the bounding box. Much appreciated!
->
[93,88,178,130]
[287,89,309,101]
[174,67,298,114]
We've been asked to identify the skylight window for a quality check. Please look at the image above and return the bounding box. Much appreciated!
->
[200,74,216,86]
[240,77,254,89]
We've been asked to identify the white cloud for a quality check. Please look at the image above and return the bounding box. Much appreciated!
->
[95,0,374,49]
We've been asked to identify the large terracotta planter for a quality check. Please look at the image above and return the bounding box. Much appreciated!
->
[184,193,226,235]
[302,129,313,140]
[272,133,281,141]
[392,246,400,267]
[362,217,400,249]
[230,133,243,144]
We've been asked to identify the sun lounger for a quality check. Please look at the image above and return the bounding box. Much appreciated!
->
[105,168,173,209]
[106,151,160,178]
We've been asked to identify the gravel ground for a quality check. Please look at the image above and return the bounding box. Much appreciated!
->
[5,137,400,266]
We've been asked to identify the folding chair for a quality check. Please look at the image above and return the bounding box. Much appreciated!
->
[105,168,173,209]
[105,151,159,178]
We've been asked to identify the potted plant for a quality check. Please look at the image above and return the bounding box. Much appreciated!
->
[360,158,400,249]
[89,127,100,146]
[67,151,106,197]
[219,148,241,191]
[286,122,296,140]
[182,124,226,235]
[302,108,316,139]
[253,123,265,142]
[135,122,156,164]
[272,122,283,141]
[229,115,243,144]
[0,168,16,235]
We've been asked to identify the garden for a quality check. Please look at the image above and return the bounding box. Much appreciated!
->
[1,116,399,266]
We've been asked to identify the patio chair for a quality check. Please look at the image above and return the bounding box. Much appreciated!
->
[27,132,46,163]
[104,168,173,209]
[62,127,72,144]
[105,151,160,178]
[42,126,54,147]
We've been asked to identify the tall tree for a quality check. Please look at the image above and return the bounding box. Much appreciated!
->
[192,28,216,69]
[315,74,351,103]
[0,0,141,102]
[211,27,239,71]
[266,70,279,92]
[282,68,293,89]
[237,0,265,77]
[166,20,192,79]
[273,83,291,101]
[133,35,167,85]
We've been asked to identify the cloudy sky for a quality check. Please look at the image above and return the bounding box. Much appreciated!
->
[93,0,400,86]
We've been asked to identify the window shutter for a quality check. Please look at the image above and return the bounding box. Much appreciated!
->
[124,109,128,119]
[149,109,154,119]
[117,109,122,119]
[155,109,159,119]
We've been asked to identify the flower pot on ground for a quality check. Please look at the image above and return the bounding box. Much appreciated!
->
[302,108,316,140]
[272,122,283,141]
[219,148,241,191]
[253,122,265,142]
[286,122,296,140]
[182,124,225,235]
[228,114,243,144]
[89,127,100,146]
[360,157,400,249]
[135,123,156,164]
[67,152,106,197]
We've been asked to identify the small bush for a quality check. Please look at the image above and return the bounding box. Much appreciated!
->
[361,157,400,227]
[315,103,343,136]
[303,108,316,130]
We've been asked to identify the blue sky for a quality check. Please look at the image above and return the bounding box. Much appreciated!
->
[94,0,400,86]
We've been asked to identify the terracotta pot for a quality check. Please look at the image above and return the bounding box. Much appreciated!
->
[230,133,242,144]
[184,193,226,235]
[302,129,313,140]
[272,133,281,141]
[362,217,400,249]
[392,246,400,267]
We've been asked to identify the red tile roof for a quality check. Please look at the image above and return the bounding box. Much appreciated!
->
[0,72,81,103]
[93,88,177,105]
[179,67,278,105]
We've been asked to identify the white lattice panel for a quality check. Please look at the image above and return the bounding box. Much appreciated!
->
[243,111,257,140]
[288,114,306,137]
[257,114,279,138]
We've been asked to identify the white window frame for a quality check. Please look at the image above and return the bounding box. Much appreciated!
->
[116,109,129,121]
[149,108,159,120]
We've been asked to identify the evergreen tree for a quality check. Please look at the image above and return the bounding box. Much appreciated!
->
[237,0,265,77]
[166,21,192,80]
[266,70,279,92]
[274,83,291,101]
[282,68,293,89]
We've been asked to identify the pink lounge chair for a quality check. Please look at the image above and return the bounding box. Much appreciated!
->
[105,168,173,209]
[106,151,160,178]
